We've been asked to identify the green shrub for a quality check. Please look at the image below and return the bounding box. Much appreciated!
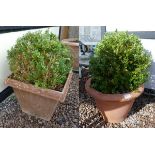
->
[90,31,152,93]
[7,30,72,90]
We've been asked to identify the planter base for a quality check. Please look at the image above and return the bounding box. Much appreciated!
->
[14,88,58,121]
[96,99,135,123]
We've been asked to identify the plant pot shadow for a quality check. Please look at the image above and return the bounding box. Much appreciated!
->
[128,92,155,117]
[79,68,155,127]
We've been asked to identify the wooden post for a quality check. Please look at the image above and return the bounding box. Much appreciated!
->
[60,26,69,40]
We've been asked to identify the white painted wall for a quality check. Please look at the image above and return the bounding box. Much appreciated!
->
[141,39,155,89]
[0,27,59,92]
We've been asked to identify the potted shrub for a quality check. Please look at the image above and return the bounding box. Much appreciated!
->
[5,30,73,121]
[85,31,152,123]
[62,38,79,71]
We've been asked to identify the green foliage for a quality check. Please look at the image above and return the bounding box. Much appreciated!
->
[7,30,72,90]
[90,31,152,93]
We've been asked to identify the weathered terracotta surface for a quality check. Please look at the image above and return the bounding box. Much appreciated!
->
[62,38,79,70]
[85,78,144,123]
[5,71,73,121]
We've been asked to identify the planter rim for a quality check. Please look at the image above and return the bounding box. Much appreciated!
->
[5,70,73,102]
[62,38,79,46]
[85,78,144,102]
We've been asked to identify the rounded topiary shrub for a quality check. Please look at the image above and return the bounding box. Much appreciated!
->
[90,31,152,93]
[7,30,72,90]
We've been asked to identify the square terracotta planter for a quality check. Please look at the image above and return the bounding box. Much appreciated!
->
[62,38,79,71]
[5,71,73,121]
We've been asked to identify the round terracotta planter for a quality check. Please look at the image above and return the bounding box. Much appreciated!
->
[62,38,79,71]
[85,78,144,123]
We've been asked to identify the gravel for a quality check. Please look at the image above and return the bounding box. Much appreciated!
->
[1,69,155,128]
[79,68,155,128]
[0,73,79,128]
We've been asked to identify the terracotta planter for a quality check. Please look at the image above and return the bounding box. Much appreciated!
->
[5,71,73,121]
[85,78,144,123]
[62,38,79,71]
